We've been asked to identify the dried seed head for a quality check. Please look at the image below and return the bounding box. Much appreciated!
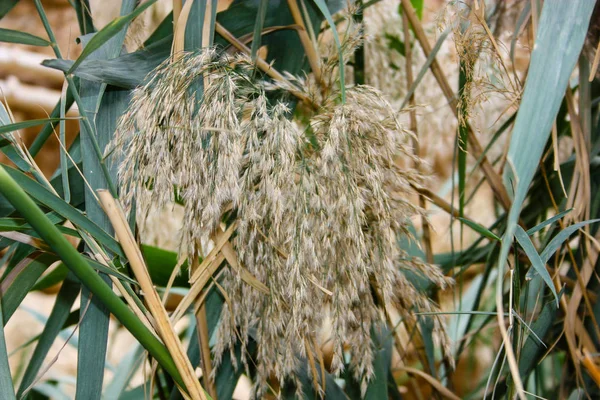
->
[111,46,452,398]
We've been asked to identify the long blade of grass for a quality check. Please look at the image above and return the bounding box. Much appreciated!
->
[1,165,123,257]
[74,1,136,395]
[459,217,501,241]
[0,299,16,400]
[0,118,64,138]
[251,0,269,61]
[0,166,186,390]
[540,219,600,264]
[16,274,80,398]
[67,0,157,74]
[29,82,75,157]
[514,225,558,306]
[58,83,70,203]
[495,2,595,397]
[526,208,573,236]
[0,27,49,46]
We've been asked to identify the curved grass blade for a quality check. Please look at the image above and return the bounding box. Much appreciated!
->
[42,37,171,89]
[67,0,157,75]
[2,165,123,256]
[0,27,49,46]
[250,0,269,61]
[500,0,595,249]
[0,300,16,400]
[515,225,558,306]
[526,208,573,236]
[540,219,600,264]
[0,118,63,138]
[16,274,80,398]
[459,217,501,241]
[1,253,58,324]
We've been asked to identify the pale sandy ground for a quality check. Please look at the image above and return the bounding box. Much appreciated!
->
[1,0,526,397]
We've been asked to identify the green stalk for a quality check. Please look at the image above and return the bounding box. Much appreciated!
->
[33,0,118,198]
[29,84,75,157]
[0,165,186,391]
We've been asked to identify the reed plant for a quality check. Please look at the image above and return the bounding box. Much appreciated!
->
[0,1,599,399]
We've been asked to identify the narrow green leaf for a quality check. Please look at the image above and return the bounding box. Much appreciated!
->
[29,82,75,157]
[459,217,501,241]
[498,0,595,285]
[72,0,96,35]
[42,37,171,89]
[1,253,57,324]
[0,118,63,137]
[31,263,69,292]
[0,27,49,46]
[75,1,136,393]
[312,0,345,103]
[0,299,16,400]
[59,84,70,203]
[515,225,558,306]
[67,0,156,74]
[526,208,573,236]
[2,165,123,257]
[17,274,80,398]
[518,297,559,379]
[400,25,452,109]
[251,0,269,61]
[0,0,18,19]
[540,219,600,264]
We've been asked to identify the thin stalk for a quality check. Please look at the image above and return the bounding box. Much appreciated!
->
[98,191,207,399]
[400,0,511,211]
[29,84,75,157]
[215,22,316,109]
[286,0,324,85]
[0,165,186,391]
[401,6,432,264]
[33,0,118,198]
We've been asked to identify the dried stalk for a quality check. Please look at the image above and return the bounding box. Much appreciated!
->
[215,22,316,107]
[402,8,433,264]
[400,0,512,211]
[286,0,324,85]
[98,190,207,400]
